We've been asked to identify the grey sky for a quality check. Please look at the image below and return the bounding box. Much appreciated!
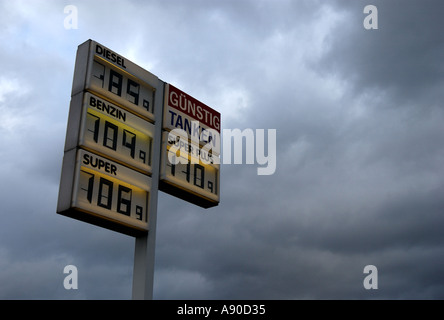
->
[1,0,444,299]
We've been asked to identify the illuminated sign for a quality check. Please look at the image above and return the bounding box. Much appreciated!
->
[58,149,150,236]
[58,40,162,236]
[74,92,155,174]
[72,40,158,122]
[160,84,221,207]
[163,84,221,155]
[159,131,220,208]
[58,39,221,239]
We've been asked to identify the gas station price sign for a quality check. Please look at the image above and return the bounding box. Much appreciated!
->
[58,40,162,236]
[58,39,221,239]
[160,83,221,208]
[57,38,222,299]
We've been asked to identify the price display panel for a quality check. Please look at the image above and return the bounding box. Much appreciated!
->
[72,40,158,122]
[68,149,150,234]
[58,40,164,236]
[159,131,220,208]
[78,92,154,174]
[88,58,155,121]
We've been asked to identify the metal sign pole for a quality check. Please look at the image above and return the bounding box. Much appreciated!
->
[132,79,165,300]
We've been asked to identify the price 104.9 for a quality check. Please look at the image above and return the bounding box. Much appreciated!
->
[81,107,153,174]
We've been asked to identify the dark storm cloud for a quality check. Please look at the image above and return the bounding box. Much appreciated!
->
[2,0,444,300]
[150,0,444,299]
[317,0,444,104]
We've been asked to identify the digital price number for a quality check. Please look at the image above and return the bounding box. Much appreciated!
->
[72,149,150,231]
[58,40,165,236]
[160,131,220,207]
[87,45,156,122]
[79,92,154,174]
[165,152,219,199]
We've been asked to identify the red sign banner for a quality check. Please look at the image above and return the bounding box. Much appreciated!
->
[166,84,220,133]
